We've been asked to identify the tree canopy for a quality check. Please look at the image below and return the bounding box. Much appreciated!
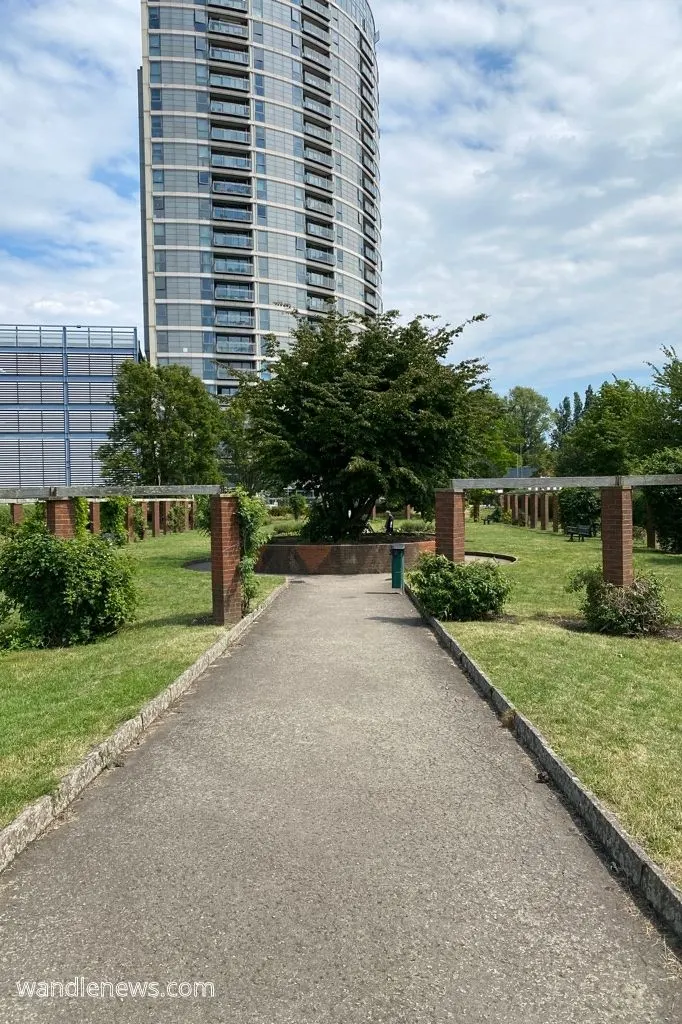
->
[501,386,553,470]
[99,362,224,485]
[231,309,496,540]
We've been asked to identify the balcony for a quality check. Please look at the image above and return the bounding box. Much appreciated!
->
[363,178,378,198]
[302,0,330,18]
[211,126,250,144]
[213,231,252,248]
[211,153,251,170]
[215,311,255,327]
[209,47,249,65]
[307,221,334,240]
[303,95,331,118]
[304,147,333,167]
[306,247,335,265]
[210,73,249,91]
[303,71,331,93]
[213,180,252,196]
[304,121,332,144]
[306,271,334,289]
[364,221,378,243]
[215,284,254,301]
[303,20,330,43]
[210,100,249,116]
[208,0,248,10]
[305,195,334,216]
[208,19,248,38]
[212,206,252,222]
[216,335,256,355]
[364,245,378,264]
[304,171,332,191]
[303,46,331,70]
[307,295,331,311]
[364,267,378,286]
[363,198,378,220]
[365,291,378,309]
[214,258,253,274]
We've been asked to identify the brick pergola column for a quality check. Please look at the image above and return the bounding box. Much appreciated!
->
[529,493,538,529]
[9,503,24,526]
[139,502,148,540]
[520,494,529,527]
[404,504,413,520]
[540,493,550,531]
[189,500,197,531]
[126,504,136,542]
[211,495,242,625]
[46,499,76,539]
[511,494,519,524]
[435,490,466,564]
[89,502,101,534]
[601,486,634,588]
[183,502,190,532]
[552,494,560,533]
[159,500,171,535]
[151,501,161,537]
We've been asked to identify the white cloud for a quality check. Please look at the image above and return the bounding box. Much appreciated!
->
[0,0,680,401]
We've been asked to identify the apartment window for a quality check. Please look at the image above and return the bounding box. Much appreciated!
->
[256,179,267,199]
[254,100,265,122]
[253,47,265,69]
[148,8,160,29]
[255,74,265,96]
[252,21,264,42]
[255,127,266,148]
[256,153,266,173]
[257,205,267,225]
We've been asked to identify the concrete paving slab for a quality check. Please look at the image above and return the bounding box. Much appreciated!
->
[0,575,679,1022]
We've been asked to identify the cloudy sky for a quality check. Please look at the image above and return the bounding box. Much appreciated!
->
[0,0,680,403]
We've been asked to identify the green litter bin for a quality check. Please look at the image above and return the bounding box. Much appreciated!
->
[391,544,406,590]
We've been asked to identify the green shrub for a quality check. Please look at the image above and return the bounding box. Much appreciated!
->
[0,505,12,535]
[167,503,187,533]
[100,497,129,545]
[234,487,269,615]
[567,566,669,636]
[72,497,90,539]
[558,488,601,530]
[408,553,512,621]
[0,532,138,648]
[133,503,146,540]
[396,519,433,535]
[194,495,211,533]
[289,494,308,520]
[641,448,682,553]
[271,520,302,536]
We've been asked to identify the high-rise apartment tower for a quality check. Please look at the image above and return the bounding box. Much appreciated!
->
[139,0,381,397]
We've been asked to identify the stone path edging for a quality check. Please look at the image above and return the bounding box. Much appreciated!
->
[0,581,289,878]
[405,584,682,942]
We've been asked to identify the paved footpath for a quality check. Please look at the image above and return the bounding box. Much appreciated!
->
[0,576,679,1023]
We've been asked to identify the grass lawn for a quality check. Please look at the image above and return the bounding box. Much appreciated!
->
[445,521,682,887]
[0,532,283,829]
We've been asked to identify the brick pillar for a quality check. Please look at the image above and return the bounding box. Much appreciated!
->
[601,487,633,588]
[9,503,24,526]
[552,494,560,533]
[211,495,242,625]
[126,504,136,542]
[189,500,197,530]
[89,502,101,534]
[151,501,161,538]
[183,502,190,532]
[511,494,519,524]
[404,505,413,520]
[435,490,466,564]
[540,493,549,531]
[139,502,148,540]
[529,493,538,529]
[46,499,76,539]
[520,494,529,527]
[159,501,171,535]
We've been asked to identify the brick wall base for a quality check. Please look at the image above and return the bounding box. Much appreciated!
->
[256,538,436,576]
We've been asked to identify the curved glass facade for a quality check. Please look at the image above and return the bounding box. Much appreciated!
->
[139,0,381,396]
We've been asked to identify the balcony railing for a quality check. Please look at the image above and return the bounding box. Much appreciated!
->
[303,95,331,117]
[209,47,249,64]
[304,147,333,166]
[216,336,256,355]
[302,0,330,18]
[304,171,332,191]
[212,206,252,222]
[364,246,378,264]
[306,271,334,289]
[211,153,251,169]
[215,311,255,327]
[210,73,249,91]
[307,221,334,240]
[307,295,331,311]
[213,232,252,248]
[209,0,248,10]
[365,291,378,308]
[303,46,332,69]
[210,100,249,116]
[214,258,253,274]
[304,121,332,143]
[306,248,335,265]
[208,20,249,38]
[303,20,330,43]
[213,181,252,196]
[364,268,378,286]
[305,196,334,216]
[303,71,331,93]
[211,126,250,144]
[215,285,255,301]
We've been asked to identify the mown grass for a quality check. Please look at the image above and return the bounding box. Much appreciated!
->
[445,521,682,886]
[0,532,283,828]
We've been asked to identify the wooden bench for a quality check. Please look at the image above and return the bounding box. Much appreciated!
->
[565,524,592,542]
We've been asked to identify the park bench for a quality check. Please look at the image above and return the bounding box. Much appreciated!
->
[565,524,592,542]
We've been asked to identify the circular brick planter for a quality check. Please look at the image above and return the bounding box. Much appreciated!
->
[255,536,436,576]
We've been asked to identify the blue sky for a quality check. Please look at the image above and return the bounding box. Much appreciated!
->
[0,0,681,404]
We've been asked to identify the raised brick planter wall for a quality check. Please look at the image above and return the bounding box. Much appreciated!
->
[211,495,242,624]
[601,487,634,587]
[435,489,465,563]
[256,538,436,576]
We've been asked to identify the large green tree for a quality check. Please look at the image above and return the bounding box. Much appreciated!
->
[99,362,224,485]
[501,385,553,470]
[232,309,495,540]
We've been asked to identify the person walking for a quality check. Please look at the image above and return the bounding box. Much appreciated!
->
[385,510,394,536]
